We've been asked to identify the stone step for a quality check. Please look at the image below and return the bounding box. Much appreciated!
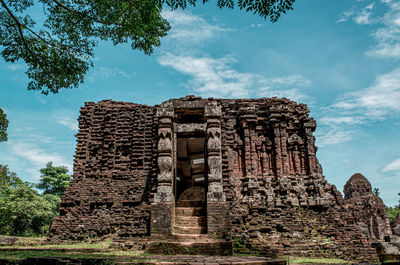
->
[171,233,210,242]
[174,216,206,227]
[176,200,204,207]
[175,207,204,217]
[146,241,233,255]
[173,226,207,234]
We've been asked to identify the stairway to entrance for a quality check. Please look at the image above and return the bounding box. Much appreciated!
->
[174,199,206,235]
[146,187,232,255]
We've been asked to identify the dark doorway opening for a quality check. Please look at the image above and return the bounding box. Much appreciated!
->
[176,133,206,206]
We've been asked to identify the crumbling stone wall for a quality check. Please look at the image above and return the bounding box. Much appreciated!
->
[50,96,380,262]
[216,98,377,262]
[392,214,400,236]
[343,173,392,240]
[49,100,158,241]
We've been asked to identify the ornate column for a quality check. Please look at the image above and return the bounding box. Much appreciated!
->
[205,102,225,202]
[269,108,290,176]
[304,119,317,174]
[205,102,229,236]
[239,106,258,186]
[151,102,174,236]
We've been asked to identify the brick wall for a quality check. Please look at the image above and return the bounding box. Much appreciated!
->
[49,97,379,262]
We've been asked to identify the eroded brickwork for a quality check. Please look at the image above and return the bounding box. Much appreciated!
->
[50,96,382,262]
[392,214,400,236]
[50,101,158,241]
[344,173,392,240]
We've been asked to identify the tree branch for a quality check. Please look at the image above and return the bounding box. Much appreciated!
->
[51,0,124,27]
[0,0,41,65]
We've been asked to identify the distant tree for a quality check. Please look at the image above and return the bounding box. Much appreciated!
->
[398,192,400,208]
[0,108,8,142]
[373,187,380,197]
[0,0,295,94]
[387,206,400,222]
[0,169,58,236]
[0,164,23,187]
[36,162,71,196]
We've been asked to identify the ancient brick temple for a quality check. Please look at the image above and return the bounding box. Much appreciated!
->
[50,96,394,262]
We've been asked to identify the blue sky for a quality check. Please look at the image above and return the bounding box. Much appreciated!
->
[0,0,399,206]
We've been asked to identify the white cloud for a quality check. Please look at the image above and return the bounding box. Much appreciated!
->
[333,66,400,118]
[336,9,355,23]
[57,117,78,131]
[354,3,375,25]
[367,1,400,58]
[87,67,131,82]
[382,158,400,172]
[52,110,79,131]
[162,10,231,44]
[258,74,312,88]
[9,142,72,179]
[315,127,354,147]
[159,54,251,98]
[258,87,308,103]
[336,3,375,24]
[336,1,400,58]
[319,116,365,125]
[158,53,311,100]
[257,74,311,102]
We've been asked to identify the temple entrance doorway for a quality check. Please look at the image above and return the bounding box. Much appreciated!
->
[176,134,206,206]
[174,130,207,235]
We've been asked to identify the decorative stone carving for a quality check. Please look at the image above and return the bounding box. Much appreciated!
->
[158,128,172,153]
[206,102,225,203]
[207,128,221,153]
[157,157,173,183]
[208,152,222,181]
[157,102,174,118]
[288,133,304,145]
[205,102,222,117]
[155,105,174,203]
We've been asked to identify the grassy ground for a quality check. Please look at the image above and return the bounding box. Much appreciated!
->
[0,236,147,261]
[0,236,376,264]
[287,257,349,264]
[0,238,112,249]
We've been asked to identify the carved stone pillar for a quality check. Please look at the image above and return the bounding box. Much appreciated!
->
[205,102,225,202]
[151,103,174,235]
[270,113,289,176]
[205,102,229,236]
[239,106,258,188]
[304,119,317,174]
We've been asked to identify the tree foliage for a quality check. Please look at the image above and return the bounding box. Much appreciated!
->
[0,163,67,236]
[0,164,23,187]
[0,0,295,94]
[0,184,57,236]
[373,187,380,197]
[36,162,71,196]
[387,207,400,222]
[0,107,8,142]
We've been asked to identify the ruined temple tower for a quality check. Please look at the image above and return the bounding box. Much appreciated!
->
[49,96,385,262]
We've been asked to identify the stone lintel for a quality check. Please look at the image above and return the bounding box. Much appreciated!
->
[176,123,206,133]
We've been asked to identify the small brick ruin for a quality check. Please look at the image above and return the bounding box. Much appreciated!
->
[343,173,392,240]
[49,96,395,262]
[392,214,400,237]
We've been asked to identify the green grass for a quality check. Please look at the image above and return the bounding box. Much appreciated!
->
[18,240,111,249]
[0,237,112,249]
[0,249,145,261]
[288,257,349,264]
[0,236,147,261]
